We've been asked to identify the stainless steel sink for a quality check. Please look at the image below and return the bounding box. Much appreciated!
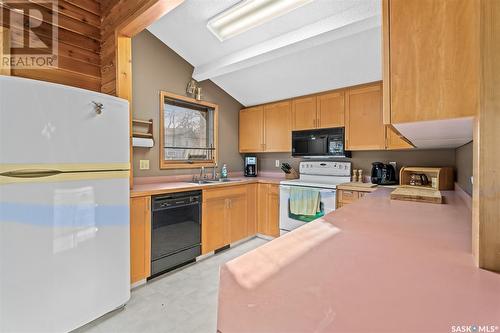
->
[185,178,241,185]
[185,180,212,185]
[205,178,241,183]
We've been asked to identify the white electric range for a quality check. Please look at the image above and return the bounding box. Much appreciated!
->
[279,161,351,234]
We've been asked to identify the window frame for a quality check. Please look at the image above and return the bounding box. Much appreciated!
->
[159,91,219,170]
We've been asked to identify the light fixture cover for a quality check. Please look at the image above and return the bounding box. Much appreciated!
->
[207,0,313,41]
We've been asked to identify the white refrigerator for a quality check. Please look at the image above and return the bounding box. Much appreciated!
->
[0,76,131,332]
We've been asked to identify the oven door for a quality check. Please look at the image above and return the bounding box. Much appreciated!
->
[279,185,336,234]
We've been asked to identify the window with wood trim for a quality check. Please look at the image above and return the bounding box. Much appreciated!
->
[160,92,218,169]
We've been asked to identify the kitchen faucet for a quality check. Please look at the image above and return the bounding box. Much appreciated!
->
[211,164,218,180]
[200,166,205,180]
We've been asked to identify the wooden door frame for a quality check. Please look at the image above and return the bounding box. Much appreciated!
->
[473,0,500,271]
[108,0,184,187]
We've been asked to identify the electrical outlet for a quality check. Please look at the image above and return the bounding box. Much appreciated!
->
[139,160,150,170]
[275,160,280,168]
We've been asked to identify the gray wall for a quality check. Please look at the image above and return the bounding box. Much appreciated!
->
[254,149,457,180]
[455,142,473,195]
[131,30,243,177]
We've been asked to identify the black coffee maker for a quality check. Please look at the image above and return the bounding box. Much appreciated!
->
[371,162,397,185]
[244,156,257,177]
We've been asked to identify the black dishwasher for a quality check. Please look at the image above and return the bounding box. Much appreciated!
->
[150,191,201,277]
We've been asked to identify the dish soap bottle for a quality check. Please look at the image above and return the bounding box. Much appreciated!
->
[221,164,228,179]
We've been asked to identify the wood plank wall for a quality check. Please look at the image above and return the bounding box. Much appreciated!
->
[0,0,102,91]
[99,0,183,96]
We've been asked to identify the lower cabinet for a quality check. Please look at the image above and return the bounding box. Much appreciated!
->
[336,188,372,208]
[257,184,280,238]
[202,185,257,254]
[130,196,151,284]
[130,183,279,282]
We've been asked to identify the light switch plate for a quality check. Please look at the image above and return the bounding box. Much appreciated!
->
[139,160,150,170]
[275,160,280,168]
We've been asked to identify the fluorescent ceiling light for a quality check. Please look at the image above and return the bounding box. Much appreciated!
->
[207,0,313,41]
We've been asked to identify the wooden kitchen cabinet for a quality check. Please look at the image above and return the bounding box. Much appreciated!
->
[239,102,291,153]
[336,187,375,208]
[239,106,264,152]
[257,184,280,238]
[202,185,255,254]
[263,101,292,152]
[317,91,345,128]
[292,96,317,130]
[292,92,345,131]
[383,0,479,124]
[202,194,228,254]
[345,83,386,150]
[386,125,413,150]
[130,196,151,284]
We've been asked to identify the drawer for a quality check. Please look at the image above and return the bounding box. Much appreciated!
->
[338,189,359,203]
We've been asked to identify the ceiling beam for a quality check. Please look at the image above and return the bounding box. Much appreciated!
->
[192,14,380,81]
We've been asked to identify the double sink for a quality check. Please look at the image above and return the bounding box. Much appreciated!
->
[186,178,241,185]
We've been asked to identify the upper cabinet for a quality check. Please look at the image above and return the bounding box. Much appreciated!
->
[345,83,386,151]
[239,106,264,152]
[385,126,414,150]
[239,82,415,153]
[263,101,292,152]
[292,96,317,130]
[291,92,345,131]
[239,102,291,153]
[317,91,345,129]
[383,0,479,124]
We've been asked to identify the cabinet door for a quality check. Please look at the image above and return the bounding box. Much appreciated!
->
[246,184,258,236]
[267,184,280,238]
[202,197,228,254]
[130,196,151,283]
[388,0,478,123]
[318,91,345,128]
[292,96,317,130]
[228,192,248,243]
[386,125,413,150]
[257,184,280,237]
[338,189,359,205]
[263,101,291,152]
[239,106,264,152]
[345,83,385,150]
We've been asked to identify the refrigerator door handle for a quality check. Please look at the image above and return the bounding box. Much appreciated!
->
[0,169,63,178]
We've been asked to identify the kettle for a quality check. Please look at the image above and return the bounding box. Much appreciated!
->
[371,162,397,185]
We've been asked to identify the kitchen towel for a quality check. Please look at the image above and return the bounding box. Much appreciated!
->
[289,187,321,216]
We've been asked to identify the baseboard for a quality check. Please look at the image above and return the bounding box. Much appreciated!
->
[454,182,472,211]
[130,279,147,290]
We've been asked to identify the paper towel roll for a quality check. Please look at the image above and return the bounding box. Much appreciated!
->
[132,137,154,148]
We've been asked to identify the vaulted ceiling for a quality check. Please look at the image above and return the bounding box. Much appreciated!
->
[148,0,382,106]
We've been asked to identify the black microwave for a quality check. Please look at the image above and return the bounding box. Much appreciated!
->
[292,127,351,158]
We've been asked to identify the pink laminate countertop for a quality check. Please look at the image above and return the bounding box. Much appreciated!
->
[217,188,500,333]
[130,175,284,197]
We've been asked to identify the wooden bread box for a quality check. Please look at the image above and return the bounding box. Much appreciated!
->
[399,167,454,190]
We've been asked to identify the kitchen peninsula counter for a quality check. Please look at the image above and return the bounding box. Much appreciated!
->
[217,188,500,333]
